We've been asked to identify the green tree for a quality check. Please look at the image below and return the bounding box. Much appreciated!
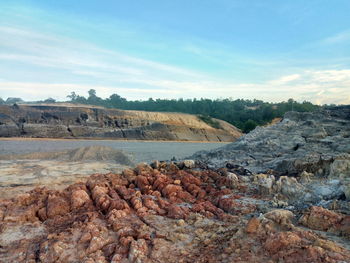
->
[107,93,127,108]
[67,92,77,101]
[64,91,319,131]
[44,97,56,103]
[243,119,258,133]
[88,89,97,98]
[87,89,103,105]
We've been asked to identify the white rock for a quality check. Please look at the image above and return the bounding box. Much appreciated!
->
[227,172,239,187]
[183,160,196,169]
[253,174,275,195]
[274,176,305,199]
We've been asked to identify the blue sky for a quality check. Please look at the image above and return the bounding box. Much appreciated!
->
[0,0,350,104]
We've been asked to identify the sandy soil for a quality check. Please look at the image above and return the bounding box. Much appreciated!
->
[0,142,226,199]
[0,145,134,199]
[0,160,131,199]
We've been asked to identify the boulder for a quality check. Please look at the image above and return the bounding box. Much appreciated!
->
[299,206,343,231]
[274,176,305,200]
[253,174,275,195]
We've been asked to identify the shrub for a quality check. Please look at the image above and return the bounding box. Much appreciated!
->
[243,119,258,133]
[198,115,222,129]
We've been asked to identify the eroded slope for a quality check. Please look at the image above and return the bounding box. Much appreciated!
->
[0,104,242,142]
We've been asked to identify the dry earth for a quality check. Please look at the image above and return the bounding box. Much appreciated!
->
[0,146,134,199]
[0,161,349,262]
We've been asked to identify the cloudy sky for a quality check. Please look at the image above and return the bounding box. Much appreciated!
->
[0,0,349,104]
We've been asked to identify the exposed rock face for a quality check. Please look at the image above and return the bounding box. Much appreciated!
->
[193,106,350,205]
[1,164,350,262]
[0,104,242,142]
[193,106,350,173]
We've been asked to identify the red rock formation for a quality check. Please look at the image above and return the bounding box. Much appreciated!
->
[0,162,349,262]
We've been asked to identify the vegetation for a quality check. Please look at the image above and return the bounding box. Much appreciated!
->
[65,89,320,133]
[198,115,222,129]
[43,98,56,103]
[243,119,258,133]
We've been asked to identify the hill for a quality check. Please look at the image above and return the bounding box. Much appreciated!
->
[0,104,242,142]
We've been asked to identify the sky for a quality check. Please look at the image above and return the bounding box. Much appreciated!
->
[0,0,350,104]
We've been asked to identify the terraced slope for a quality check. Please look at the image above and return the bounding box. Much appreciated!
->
[0,104,242,142]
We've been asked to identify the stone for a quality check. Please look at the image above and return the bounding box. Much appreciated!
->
[128,239,149,262]
[329,158,350,179]
[182,160,196,169]
[71,190,91,209]
[299,171,313,184]
[192,106,350,178]
[264,232,302,254]
[264,209,294,227]
[46,194,70,219]
[227,172,239,187]
[1,161,350,262]
[274,176,305,200]
[246,217,261,234]
[342,183,350,200]
[299,206,343,231]
[253,174,275,195]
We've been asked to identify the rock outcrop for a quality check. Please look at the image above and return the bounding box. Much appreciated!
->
[192,106,350,205]
[0,104,242,142]
[1,163,350,262]
[193,106,350,173]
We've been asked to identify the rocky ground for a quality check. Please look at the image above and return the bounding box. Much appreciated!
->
[0,161,349,262]
[193,106,350,206]
[0,106,349,262]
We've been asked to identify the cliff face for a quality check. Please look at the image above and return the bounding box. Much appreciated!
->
[192,105,350,174]
[0,104,242,141]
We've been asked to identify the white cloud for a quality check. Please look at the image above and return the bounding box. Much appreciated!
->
[322,30,350,45]
[0,25,350,105]
[0,82,182,101]
[0,25,202,81]
[268,74,301,85]
[1,68,349,105]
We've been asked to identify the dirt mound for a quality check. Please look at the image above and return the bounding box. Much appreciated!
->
[0,162,349,262]
[0,145,134,165]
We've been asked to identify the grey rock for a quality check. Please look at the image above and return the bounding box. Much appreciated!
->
[192,106,350,206]
[192,106,350,177]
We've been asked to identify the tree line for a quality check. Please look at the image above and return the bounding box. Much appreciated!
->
[65,89,320,132]
[0,91,320,133]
